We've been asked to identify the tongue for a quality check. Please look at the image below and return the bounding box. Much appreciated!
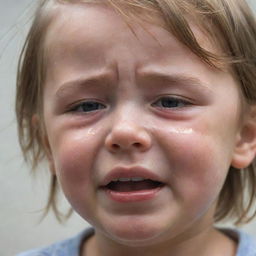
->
[108,180,162,192]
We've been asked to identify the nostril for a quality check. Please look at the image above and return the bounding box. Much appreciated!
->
[133,142,141,148]
[112,144,120,150]
[111,142,142,151]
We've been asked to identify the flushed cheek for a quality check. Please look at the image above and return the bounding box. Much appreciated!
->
[48,128,102,209]
[157,127,232,214]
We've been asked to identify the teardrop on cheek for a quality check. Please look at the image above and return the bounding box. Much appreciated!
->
[167,127,194,135]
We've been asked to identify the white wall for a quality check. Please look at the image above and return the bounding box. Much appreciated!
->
[1,1,256,256]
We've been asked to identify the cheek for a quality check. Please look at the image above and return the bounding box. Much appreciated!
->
[48,127,102,203]
[156,125,234,213]
[172,136,228,190]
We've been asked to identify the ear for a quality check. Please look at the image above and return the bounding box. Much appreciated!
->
[32,114,56,175]
[43,134,56,175]
[231,105,256,169]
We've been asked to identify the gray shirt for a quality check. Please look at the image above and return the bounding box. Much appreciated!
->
[17,228,256,256]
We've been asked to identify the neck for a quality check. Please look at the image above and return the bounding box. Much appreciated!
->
[82,227,237,256]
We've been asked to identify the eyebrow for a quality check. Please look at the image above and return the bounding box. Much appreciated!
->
[55,71,114,98]
[55,69,212,98]
[137,70,212,91]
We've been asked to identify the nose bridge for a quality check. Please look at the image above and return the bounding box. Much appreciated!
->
[115,100,149,130]
[115,103,140,126]
[105,103,151,152]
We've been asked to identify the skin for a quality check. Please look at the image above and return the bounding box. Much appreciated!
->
[41,3,256,256]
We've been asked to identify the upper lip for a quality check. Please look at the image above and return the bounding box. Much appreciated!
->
[100,166,164,187]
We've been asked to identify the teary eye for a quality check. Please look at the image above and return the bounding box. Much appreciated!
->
[152,97,191,109]
[69,101,106,113]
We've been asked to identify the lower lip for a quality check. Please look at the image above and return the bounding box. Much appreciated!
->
[102,186,163,203]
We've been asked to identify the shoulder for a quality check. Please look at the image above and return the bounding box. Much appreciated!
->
[236,229,256,256]
[222,228,256,256]
[16,227,94,256]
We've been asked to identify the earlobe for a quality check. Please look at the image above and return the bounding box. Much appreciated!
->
[43,135,56,175]
[32,114,56,175]
[231,105,256,169]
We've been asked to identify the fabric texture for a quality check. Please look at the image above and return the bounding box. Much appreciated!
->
[17,228,256,256]
[222,229,256,256]
[16,228,94,256]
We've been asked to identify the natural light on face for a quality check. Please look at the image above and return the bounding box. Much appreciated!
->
[42,2,244,248]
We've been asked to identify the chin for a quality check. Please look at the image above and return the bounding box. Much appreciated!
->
[102,218,169,247]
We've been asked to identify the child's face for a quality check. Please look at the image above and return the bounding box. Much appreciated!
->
[43,3,246,246]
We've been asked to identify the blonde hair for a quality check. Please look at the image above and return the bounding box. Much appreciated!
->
[16,0,256,224]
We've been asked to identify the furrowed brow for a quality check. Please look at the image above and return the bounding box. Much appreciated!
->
[55,71,114,98]
[137,70,212,91]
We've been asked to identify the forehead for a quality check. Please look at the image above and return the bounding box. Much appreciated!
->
[45,3,166,63]
[42,1,237,99]
[44,2,219,66]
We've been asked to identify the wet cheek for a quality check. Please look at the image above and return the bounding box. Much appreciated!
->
[169,136,223,182]
[49,129,100,195]
[156,127,231,205]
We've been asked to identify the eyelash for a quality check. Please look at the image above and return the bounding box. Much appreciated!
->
[69,101,106,113]
[152,96,191,109]
[68,96,191,114]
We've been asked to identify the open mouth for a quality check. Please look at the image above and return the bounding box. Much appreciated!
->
[105,178,164,192]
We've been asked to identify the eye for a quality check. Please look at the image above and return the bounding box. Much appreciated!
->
[69,101,106,113]
[152,96,191,109]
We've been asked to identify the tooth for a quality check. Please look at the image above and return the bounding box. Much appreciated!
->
[118,178,131,182]
[131,177,145,182]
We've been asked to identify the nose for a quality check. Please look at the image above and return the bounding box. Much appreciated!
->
[105,120,152,153]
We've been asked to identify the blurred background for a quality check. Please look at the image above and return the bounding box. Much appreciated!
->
[1,1,256,255]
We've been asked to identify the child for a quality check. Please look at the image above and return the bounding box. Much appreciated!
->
[16,0,256,255]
